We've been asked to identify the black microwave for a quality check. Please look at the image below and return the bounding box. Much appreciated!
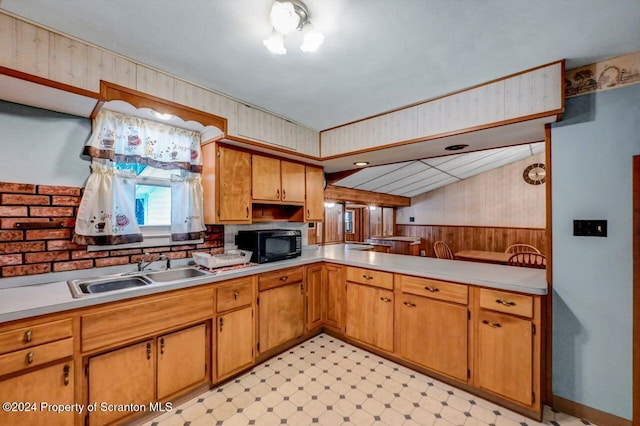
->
[235,229,302,264]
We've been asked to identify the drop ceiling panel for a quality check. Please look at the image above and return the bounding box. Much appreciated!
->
[334,161,413,188]
[401,177,460,197]
[355,162,429,191]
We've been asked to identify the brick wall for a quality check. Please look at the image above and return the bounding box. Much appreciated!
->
[0,182,224,278]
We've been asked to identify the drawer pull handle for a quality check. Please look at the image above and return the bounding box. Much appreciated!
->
[160,338,165,355]
[26,351,34,364]
[234,291,239,300]
[403,301,416,308]
[246,206,249,218]
[380,297,392,303]
[282,189,286,200]
[424,286,439,293]
[146,342,152,360]
[362,275,373,280]
[24,330,32,343]
[219,317,224,332]
[307,209,310,219]
[276,189,280,199]
[63,365,70,386]
[482,320,502,328]
[280,276,289,281]
[301,283,304,294]
[496,299,516,307]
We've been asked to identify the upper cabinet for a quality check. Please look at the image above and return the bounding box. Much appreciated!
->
[236,104,319,157]
[305,166,325,222]
[252,155,305,204]
[320,61,563,158]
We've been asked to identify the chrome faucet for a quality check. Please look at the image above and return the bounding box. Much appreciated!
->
[137,253,171,272]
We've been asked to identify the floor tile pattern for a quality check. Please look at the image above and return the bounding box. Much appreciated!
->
[141,334,596,426]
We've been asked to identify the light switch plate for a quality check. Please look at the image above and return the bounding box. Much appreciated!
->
[573,220,607,237]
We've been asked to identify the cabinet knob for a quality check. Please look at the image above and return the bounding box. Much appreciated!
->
[24,330,32,343]
[219,317,224,332]
[424,286,439,293]
[403,301,416,308]
[63,364,70,386]
[495,299,516,307]
[380,297,392,303]
[482,320,502,328]
[146,342,152,360]
[160,337,165,355]
[362,274,373,280]
[234,291,239,300]
[279,276,289,281]
[26,351,34,364]
[300,283,304,294]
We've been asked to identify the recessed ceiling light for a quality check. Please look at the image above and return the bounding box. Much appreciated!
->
[353,161,369,166]
[444,144,469,151]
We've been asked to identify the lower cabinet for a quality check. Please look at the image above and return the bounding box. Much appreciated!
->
[88,323,208,425]
[88,340,155,426]
[345,282,394,352]
[259,280,305,353]
[324,264,345,332]
[305,265,324,331]
[398,293,468,381]
[217,306,255,380]
[0,361,74,426]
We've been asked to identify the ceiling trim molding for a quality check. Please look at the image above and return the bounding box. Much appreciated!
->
[0,65,102,100]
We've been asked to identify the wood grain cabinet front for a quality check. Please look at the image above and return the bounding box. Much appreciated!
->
[305,265,324,331]
[252,155,305,204]
[305,166,325,222]
[345,266,393,290]
[345,282,394,352]
[216,307,254,380]
[324,264,345,332]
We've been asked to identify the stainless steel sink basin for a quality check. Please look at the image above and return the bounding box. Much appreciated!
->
[67,267,209,298]
[68,275,152,298]
[144,267,207,282]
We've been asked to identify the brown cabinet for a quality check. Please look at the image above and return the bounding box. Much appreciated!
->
[397,274,469,382]
[157,324,208,399]
[0,361,74,426]
[88,340,155,426]
[324,264,345,332]
[252,155,305,203]
[474,287,540,410]
[305,166,325,222]
[202,143,252,223]
[215,277,255,381]
[305,265,324,331]
[345,282,394,352]
[258,268,305,353]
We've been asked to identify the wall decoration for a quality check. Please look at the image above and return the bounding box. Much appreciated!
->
[565,51,640,98]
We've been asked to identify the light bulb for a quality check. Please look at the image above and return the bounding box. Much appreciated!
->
[270,1,300,35]
[263,30,286,55]
[300,23,324,52]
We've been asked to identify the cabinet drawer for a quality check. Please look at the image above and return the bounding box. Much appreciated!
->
[217,277,254,313]
[346,267,393,290]
[0,319,72,355]
[479,289,533,318]
[399,275,468,305]
[0,337,73,376]
[258,267,304,292]
[82,289,214,352]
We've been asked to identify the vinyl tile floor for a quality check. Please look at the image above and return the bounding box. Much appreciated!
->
[141,334,595,426]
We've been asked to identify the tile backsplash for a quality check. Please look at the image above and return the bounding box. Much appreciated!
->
[0,181,224,278]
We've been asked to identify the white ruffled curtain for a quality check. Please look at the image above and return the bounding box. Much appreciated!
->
[74,109,206,246]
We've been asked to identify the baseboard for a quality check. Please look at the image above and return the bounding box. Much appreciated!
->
[552,394,631,426]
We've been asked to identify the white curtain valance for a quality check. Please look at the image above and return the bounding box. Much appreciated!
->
[171,174,206,241]
[84,109,203,173]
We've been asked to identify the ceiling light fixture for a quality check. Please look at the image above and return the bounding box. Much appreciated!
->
[444,144,469,151]
[264,0,324,55]
[353,161,369,167]
[153,111,173,120]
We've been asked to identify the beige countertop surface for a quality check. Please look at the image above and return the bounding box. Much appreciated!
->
[0,244,547,324]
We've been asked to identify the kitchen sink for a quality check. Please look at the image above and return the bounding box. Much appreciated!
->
[67,267,210,298]
[144,267,207,282]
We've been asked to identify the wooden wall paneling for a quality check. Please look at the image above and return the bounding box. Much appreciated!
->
[0,14,49,79]
[382,207,395,237]
[135,65,175,101]
[86,48,136,92]
[49,33,88,90]
[174,79,208,112]
[473,80,506,128]
[204,90,238,135]
[324,204,344,243]
[369,208,382,238]
[505,63,562,120]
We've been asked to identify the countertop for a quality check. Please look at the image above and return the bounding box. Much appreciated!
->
[367,236,422,245]
[0,245,547,324]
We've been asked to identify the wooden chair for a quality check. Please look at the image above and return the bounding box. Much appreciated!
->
[433,241,454,259]
[505,243,541,254]
[507,252,546,269]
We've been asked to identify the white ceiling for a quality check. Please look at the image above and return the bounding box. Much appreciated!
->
[333,142,545,197]
[2,0,640,132]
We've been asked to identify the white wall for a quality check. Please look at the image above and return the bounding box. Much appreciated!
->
[551,84,640,419]
[396,153,546,227]
[0,100,91,187]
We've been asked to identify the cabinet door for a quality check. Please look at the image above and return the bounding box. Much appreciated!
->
[305,166,325,222]
[252,155,281,201]
[281,161,305,203]
[259,282,304,353]
[477,311,533,405]
[346,282,394,352]
[324,265,345,332]
[89,340,155,426]
[398,294,468,381]
[218,146,252,222]
[157,324,207,399]
[306,265,324,331]
[217,307,254,380]
[0,361,73,426]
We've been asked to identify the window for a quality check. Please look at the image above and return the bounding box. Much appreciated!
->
[345,209,354,234]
